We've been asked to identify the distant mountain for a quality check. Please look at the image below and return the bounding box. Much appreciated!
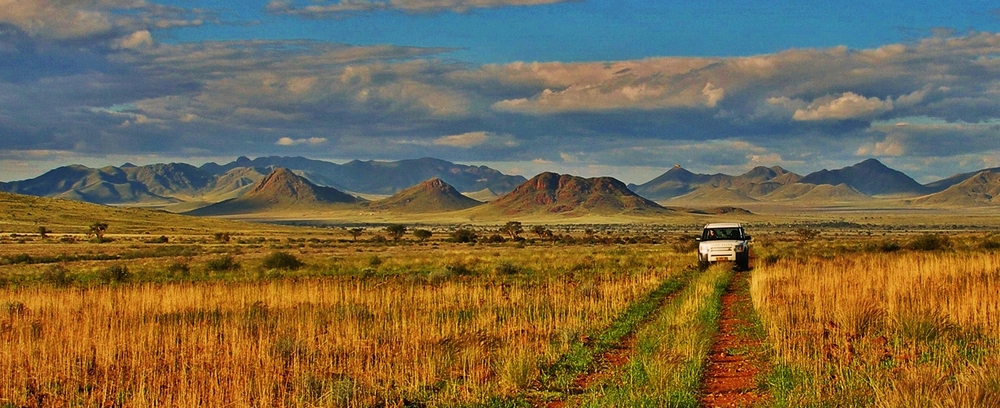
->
[368,178,481,212]
[187,168,361,215]
[763,183,869,202]
[120,163,214,199]
[201,156,526,195]
[629,165,718,200]
[1,164,173,204]
[798,158,926,196]
[631,165,800,201]
[913,170,1000,206]
[923,167,1000,193]
[1,156,524,207]
[484,172,668,216]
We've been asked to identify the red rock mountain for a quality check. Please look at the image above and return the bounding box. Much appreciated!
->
[369,178,481,212]
[485,172,667,215]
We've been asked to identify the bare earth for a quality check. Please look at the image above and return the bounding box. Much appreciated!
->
[701,269,768,407]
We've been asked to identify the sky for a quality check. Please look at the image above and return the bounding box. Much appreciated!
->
[2,1,1000,184]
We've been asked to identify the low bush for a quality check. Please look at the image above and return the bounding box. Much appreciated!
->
[206,255,240,272]
[262,251,305,271]
[908,234,949,251]
[99,264,131,283]
[41,265,74,287]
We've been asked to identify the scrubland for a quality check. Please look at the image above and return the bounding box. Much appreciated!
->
[1,221,999,406]
[0,233,691,407]
[752,235,1000,407]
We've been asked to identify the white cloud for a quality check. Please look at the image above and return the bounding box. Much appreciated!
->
[267,0,572,16]
[116,30,154,50]
[434,131,489,147]
[792,92,894,121]
[276,137,328,146]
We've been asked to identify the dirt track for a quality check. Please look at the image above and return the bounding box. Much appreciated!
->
[700,269,768,407]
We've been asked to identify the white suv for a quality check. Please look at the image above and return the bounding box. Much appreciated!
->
[697,222,751,270]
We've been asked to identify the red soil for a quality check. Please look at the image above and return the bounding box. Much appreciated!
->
[700,270,768,407]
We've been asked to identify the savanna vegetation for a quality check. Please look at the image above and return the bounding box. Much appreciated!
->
[2,209,1000,406]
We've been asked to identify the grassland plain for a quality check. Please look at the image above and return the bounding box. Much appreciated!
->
[5,190,1000,406]
[752,241,1000,407]
[0,238,696,407]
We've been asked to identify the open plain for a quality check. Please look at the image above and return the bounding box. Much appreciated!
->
[1,192,1000,406]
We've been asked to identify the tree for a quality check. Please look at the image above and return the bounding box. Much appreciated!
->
[385,224,407,242]
[451,228,477,243]
[348,228,364,242]
[500,221,523,241]
[37,226,49,239]
[413,229,432,242]
[532,225,547,239]
[89,222,109,241]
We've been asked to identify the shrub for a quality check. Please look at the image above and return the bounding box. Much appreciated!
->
[367,255,383,268]
[166,262,190,277]
[206,255,240,272]
[451,228,477,243]
[445,261,474,276]
[41,264,74,287]
[99,264,131,283]
[413,229,432,242]
[147,235,169,244]
[494,261,521,275]
[908,234,949,251]
[484,234,505,244]
[262,251,305,271]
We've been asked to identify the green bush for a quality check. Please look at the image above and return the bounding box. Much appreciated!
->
[494,261,520,275]
[99,264,131,283]
[908,234,949,251]
[206,255,240,272]
[262,251,305,271]
[41,265,74,287]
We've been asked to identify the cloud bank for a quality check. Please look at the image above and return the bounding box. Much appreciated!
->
[266,0,573,16]
[3,13,1000,182]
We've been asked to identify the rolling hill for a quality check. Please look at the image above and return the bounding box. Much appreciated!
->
[186,168,361,216]
[481,172,669,216]
[912,170,1000,206]
[763,183,870,202]
[631,165,800,201]
[0,191,268,235]
[797,158,926,196]
[200,156,526,195]
[368,178,481,212]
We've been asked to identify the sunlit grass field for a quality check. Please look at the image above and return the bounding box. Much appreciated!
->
[752,238,1000,407]
[3,204,1000,406]
[0,238,691,407]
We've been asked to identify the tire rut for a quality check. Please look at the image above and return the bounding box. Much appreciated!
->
[535,270,696,408]
[700,269,768,407]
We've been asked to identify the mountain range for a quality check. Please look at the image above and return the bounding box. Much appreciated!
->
[3,156,1000,212]
[0,157,525,206]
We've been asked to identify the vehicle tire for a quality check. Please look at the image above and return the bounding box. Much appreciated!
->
[736,253,749,271]
[697,254,709,270]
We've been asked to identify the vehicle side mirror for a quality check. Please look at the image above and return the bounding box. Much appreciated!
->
[695,237,702,242]
[745,235,752,240]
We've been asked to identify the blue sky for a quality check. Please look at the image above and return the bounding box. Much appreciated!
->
[2,0,1000,184]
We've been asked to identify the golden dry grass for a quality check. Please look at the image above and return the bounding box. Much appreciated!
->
[752,250,1000,406]
[0,245,688,407]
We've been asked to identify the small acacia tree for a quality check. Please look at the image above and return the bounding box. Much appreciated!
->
[413,229,432,242]
[38,226,49,239]
[500,221,523,241]
[385,224,407,242]
[89,222,109,242]
[348,228,364,242]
